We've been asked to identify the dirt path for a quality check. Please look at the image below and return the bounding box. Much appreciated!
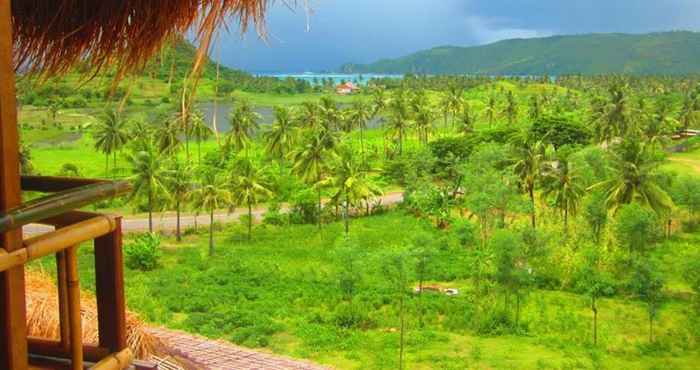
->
[23,192,405,236]
[669,157,700,173]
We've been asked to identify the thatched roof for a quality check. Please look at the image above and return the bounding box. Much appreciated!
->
[11,0,274,78]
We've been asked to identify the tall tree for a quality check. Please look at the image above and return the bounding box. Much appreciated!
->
[229,158,272,241]
[227,99,260,157]
[591,139,673,215]
[325,149,382,236]
[190,109,213,163]
[93,108,130,177]
[511,138,547,228]
[484,95,498,127]
[542,153,584,233]
[503,90,518,125]
[128,137,170,232]
[290,131,335,230]
[166,160,192,242]
[189,170,232,256]
[388,90,412,155]
[348,100,373,160]
[264,106,298,174]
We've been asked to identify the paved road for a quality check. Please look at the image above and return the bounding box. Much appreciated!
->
[23,192,404,236]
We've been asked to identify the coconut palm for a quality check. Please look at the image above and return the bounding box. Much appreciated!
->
[371,85,389,118]
[679,93,700,132]
[166,160,192,242]
[511,137,548,228]
[591,84,632,143]
[503,90,518,125]
[347,100,373,161]
[325,149,382,236]
[93,108,130,177]
[388,90,412,155]
[457,100,475,136]
[484,95,498,127]
[290,131,335,230]
[190,109,213,163]
[528,95,542,121]
[157,114,182,155]
[189,170,232,256]
[127,137,170,232]
[264,106,298,174]
[318,96,340,133]
[299,101,321,130]
[542,155,584,233]
[414,102,435,146]
[227,99,260,156]
[446,85,464,129]
[591,139,673,216]
[229,158,272,241]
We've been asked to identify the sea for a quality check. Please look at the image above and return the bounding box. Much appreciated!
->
[254,72,403,86]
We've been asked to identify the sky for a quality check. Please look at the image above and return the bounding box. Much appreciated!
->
[216,0,700,73]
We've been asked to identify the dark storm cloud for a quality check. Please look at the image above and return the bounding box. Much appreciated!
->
[217,0,700,72]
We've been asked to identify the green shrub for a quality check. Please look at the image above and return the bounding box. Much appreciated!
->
[124,233,161,271]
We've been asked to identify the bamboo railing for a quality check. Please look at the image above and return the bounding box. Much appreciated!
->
[0,176,142,370]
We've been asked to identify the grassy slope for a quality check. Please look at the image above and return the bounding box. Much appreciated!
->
[31,212,700,369]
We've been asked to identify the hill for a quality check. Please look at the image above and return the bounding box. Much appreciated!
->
[340,31,700,75]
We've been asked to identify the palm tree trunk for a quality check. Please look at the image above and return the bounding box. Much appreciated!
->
[317,181,323,230]
[105,154,109,177]
[208,209,214,256]
[148,186,153,233]
[360,127,365,164]
[113,151,117,178]
[176,200,181,242]
[529,185,536,229]
[344,192,350,237]
[592,296,598,345]
[248,202,253,241]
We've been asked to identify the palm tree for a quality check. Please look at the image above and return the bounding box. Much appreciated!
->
[189,170,232,256]
[542,155,584,233]
[318,96,340,133]
[229,158,272,241]
[503,90,518,125]
[388,90,412,155]
[591,84,632,143]
[644,99,677,149]
[290,131,335,230]
[371,85,389,118]
[190,109,213,163]
[511,137,547,228]
[128,137,170,232]
[414,103,435,146]
[299,101,321,130]
[528,95,542,121]
[457,101,475,136]
[93,108,130,177]
[227,99,260,157]
[157,114,182,155]
[166,161,192,242]
[446,86,464,130]
[679,93,699,132]
[348,100,373,160]
[264,106,298,174]
[484,95,498,127]
[325,149,382,236]
[591,139,673,215]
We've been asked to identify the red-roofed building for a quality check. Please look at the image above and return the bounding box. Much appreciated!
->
[336,82,360,95]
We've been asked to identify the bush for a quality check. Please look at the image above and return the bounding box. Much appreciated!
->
[528,114,591,148]
[614,203,662,255]
[263,201,286,226]
[289,188,318,224]
[124,233,161,271]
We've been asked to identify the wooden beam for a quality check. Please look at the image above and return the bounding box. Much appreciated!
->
[27,338,110,363]
[94,217,127,353]
[0,0,28,368]
[56,252,70,352]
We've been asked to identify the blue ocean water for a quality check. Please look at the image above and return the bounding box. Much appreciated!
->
[255,72,403,86]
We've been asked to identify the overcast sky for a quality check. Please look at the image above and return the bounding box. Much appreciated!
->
[216,0,700,72]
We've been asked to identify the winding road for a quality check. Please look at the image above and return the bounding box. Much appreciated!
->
[23,192,405,236]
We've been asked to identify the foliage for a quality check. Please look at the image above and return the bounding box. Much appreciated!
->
[124,233,161,271]
[614,203,662,255]
[528,115,591,148]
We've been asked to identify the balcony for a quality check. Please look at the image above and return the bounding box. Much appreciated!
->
[0,176,150,369]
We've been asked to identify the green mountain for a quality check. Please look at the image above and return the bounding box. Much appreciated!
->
[341,31,700,75]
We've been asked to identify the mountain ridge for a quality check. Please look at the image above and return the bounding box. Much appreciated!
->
[340,31,700,75]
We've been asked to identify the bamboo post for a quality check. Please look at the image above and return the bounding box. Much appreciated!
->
[0,0,28,368]
[95,217,127,353]
[56,251,70,351]
[66,246,83,370]
[90,348,133,370]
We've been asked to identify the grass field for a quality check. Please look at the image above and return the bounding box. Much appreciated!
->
[30,211,700,369]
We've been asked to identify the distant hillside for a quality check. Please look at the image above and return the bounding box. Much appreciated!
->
[341,31,700,76]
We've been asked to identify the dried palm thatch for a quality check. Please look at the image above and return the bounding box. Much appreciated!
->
[25,270,158,359]
[10,0,280,80]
